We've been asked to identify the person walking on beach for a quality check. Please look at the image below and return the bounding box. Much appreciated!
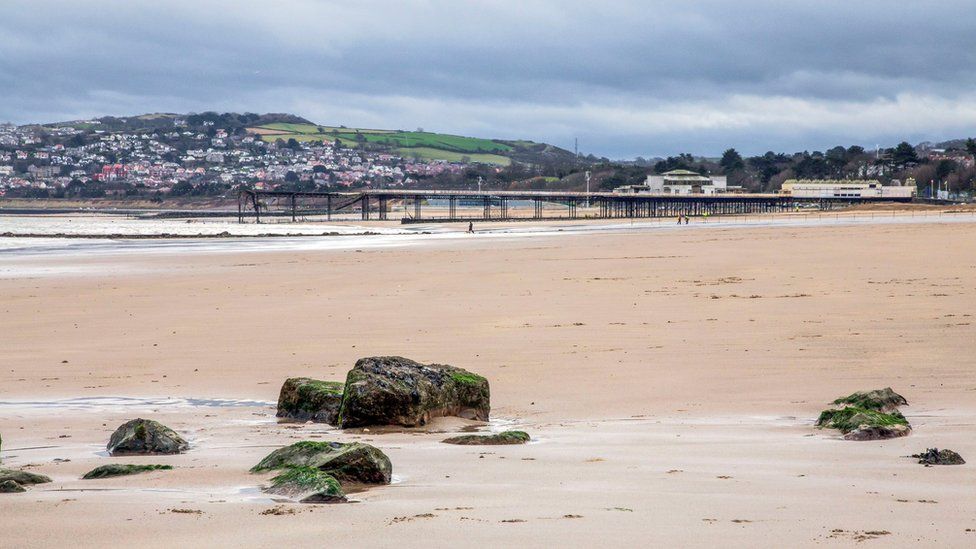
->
[677,216,682,225]
[468,221,474,233]
[684,215,689,224]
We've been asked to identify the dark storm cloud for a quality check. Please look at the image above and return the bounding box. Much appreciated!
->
[2,0,975,156]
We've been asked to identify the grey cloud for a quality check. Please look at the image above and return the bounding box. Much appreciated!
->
[1,0,975,156]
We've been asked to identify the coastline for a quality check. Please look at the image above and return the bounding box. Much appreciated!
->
[2,214,975,547]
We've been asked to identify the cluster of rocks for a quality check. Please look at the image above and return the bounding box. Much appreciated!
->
[277,356,491,428]
[0,468,52,494]
[1,430,52,493]
[816,388,911,440]
[1,418,187,494]
[266,356,529,503]
[3,356,527,503]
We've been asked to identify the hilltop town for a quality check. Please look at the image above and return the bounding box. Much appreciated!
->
[0,113,527,201]
[2,112,975,203]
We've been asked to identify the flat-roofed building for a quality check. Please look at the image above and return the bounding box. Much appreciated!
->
[614,169,735,195]
[779,179,916,199]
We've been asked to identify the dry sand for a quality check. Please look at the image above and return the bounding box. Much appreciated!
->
[1,218,975,547]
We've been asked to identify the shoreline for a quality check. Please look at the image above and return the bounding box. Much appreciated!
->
[3,214,975,546]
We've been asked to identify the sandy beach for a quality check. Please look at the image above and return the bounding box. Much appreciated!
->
[2,216,976,547]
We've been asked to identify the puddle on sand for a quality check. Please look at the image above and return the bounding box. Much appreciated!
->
[457,416,522,433]
[0,396,274,412]
[33,484,273,503]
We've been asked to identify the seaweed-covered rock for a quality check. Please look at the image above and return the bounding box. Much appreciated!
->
[832,388,908,413]
[251,441,392,484]
[0,480,25,493]
[0,468,52,486]
[911,448,965,466]
[264,466,346,503]
[338,356,490,428]
[82,464,173,480]
[107,419,189,455]
[816,406,911,440]
[442,430,530,445]
[276,377,344,425]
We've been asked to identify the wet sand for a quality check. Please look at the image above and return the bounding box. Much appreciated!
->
[2,218,976,547]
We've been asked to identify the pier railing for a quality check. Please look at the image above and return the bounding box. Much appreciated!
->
[237,189,912,224]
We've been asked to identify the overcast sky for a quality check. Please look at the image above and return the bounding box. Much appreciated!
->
[2,1,975,158]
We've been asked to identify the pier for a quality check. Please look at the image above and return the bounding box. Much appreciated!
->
[237,189,912,224]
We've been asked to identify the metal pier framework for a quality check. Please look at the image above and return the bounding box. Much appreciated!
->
[237,189,911,224]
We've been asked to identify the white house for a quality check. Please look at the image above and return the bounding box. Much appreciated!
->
[614,169,730,195]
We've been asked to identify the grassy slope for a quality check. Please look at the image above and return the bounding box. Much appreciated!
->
[251,123,519,165]
[397,147,511,166]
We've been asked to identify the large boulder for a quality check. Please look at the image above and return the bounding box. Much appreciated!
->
[264,466,346,504]
[82,464,173,480]
[338,356,490,428]
[832,388,908,413]
[251,441,392,484]
[912,448,965,466]
[0,468,52,486]
[107,419,189,455]
[442,430,530,446]
[276,377,344,425]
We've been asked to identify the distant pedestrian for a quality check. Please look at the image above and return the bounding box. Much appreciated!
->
[684,215,689,224]
[677,216,682,225]
[468,221,474,233]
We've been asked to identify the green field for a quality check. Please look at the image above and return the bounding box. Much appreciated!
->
[397,147,511,166]
[251,124,513,155]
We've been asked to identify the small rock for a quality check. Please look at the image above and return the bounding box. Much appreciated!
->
[264,466,346,504]
[0,480,26,493]
[251,440,392,484]
[817,404,911,440]
[442,431,530,445]
[0,468,52,486]
[832,387,908,413]
[843,423,911,441]
[276,377,344,425]
[82,464,173,479]
[911,448,965,465]
[107,418,188,455]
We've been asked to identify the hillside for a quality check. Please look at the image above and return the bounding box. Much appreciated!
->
[32,111,577,167]
[247,122,576,166]
[41,112,313,133]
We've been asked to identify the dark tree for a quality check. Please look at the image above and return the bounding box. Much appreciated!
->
[891,142,919,168]
[719,148,744,173]
[936,159,956,181]
[170,181,194,196]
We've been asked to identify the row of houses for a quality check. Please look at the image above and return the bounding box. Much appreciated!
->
[0,123,474,194]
